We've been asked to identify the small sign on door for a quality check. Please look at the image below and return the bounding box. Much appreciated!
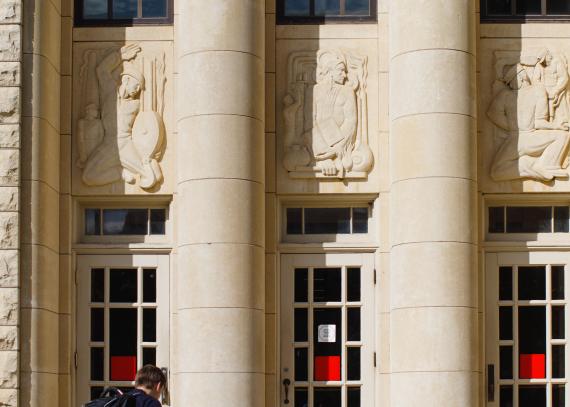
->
[318,324,336,343]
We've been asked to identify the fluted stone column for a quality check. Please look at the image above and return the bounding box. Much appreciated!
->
[389,1,478,406]
[175,2,265,406]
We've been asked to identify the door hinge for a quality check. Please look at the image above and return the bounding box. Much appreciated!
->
[373,352,377,368]
[74,351,78,369]
[373,269,377,285]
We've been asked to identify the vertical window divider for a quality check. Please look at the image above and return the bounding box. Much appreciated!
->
[552,207,555,233]
[104,267,110,384]
[511,0,517,16]
[301,208,306,235]
[514,265,520,406]
[310,0,316,16]
[503,206,507,234]
[108,0,113,19]
[137,267,143,371]
[138,0,143,18]
[308,267,314,407]
[99,209,103,236]
[546,264,553,406]
[340,0,346,15]
[349,208,353,234]
[542,0,548,15]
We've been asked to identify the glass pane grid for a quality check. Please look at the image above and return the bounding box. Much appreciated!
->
[498,264,568,407]
[88,266,159,390]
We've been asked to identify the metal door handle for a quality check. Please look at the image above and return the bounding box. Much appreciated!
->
[283,378,291,404]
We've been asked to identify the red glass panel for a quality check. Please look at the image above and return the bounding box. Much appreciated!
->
[314,355,341,381]
[110,356,137,381]
[520,354,546,379]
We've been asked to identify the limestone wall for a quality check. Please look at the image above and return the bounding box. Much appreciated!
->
[0,1,21,406]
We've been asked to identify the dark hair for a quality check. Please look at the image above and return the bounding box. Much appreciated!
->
[135,365,167,390]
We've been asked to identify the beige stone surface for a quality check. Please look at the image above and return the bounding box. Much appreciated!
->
[0,124,18,148]
[0,250,18,287]
[0,26,19,62]
[177,308,264,373]
[0,389,17,407]
[0,87,19,124]
[21,118,59,189]
[0,214,17,249]
[19,308,59,374]
[20,244,59,313]
[0,1,21,24]
[177,244,264,310]
[21,53,60,129]
[20,181,59,252]
[22,0,61,71]
[0,62,19,86]
[0,327,17,350]
[0,351,17,388]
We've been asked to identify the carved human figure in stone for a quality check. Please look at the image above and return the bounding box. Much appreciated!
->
[532,48,569,127]
[78,44,166,190]
[76,104,104,169]
[282,49,373,178]
[488,64,570,181]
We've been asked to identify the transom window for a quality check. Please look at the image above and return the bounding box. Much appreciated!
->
[488,206,570,234]
[85,208,167,236]
[278,0,376,24]
[286,207,369,235]
[75,0,172,26]
[482,0,570,21]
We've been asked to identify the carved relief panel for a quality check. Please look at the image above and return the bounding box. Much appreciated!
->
[282,49,374,179]
[72,42,173,195]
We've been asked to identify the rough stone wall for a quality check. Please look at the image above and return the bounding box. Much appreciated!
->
[0,1,21,406]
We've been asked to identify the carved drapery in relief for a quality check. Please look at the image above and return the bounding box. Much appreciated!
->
[488,49,570,183]
[282,49,374,179]
[76,44,166,190]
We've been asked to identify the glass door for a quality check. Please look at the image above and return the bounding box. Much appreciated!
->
[486,252,570,407]
[76,254,169,404]
[280,253,375,407]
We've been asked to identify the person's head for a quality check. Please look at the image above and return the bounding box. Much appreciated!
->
[504,64,529,90]
[84,104,99,119]
[317,51,347,85]
[119,67,144,99]
[134,365,167,400]
[537,48,553,65]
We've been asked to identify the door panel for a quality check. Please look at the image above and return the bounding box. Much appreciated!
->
[280,253,374,407]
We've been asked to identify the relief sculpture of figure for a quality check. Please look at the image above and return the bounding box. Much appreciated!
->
[282,49,374,178]
[77,44,166,190]
[488,63,570,181]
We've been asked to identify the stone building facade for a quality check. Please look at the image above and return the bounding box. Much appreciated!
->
[1,0,570,406]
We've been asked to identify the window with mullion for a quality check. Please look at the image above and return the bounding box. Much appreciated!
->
[482,0,570,21]
[76,0,172,26]
[278,0,376,24]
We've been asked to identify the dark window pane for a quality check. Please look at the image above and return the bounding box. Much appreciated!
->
[519,385,546,407]
[346,0,370,15]
[110,308,137,381]
[552,306,565,339]
[489,207,505,233]
[295,268,308,302]
[554,207,569,232]
[91,308,104,342]
[314,388,341,407]
[548,0,570,13]
[142,0,167,17]
[553,385,565,407]
[347,347,360,380]
[143,269,157,303]
[315,0,340,15]
[500,346,513,379]
[110,269,137,303]
[314,308,342,358]
[91,387,104,400]
[499,266,513,301]
[295,348,308,381]
[553,265,565,300]
[295,308,308,342]
[287,208,303,234]
[516,0,542,14]
[500,385,513,407]
[91,268,104,302]
[553,345,565,378]
[487,0,513,15]
[347,388,360,407]
[103,209,148,235]
[506,207,551,233]
[500,307,513,340]
[142,347,156,366]
[519,306,546,354]
[113,0,138,18]
[518,266,546,300]
[150,209,166,235]
[314,268,341,302]
[352,208,368,233]
[143,308,156,342]
[295,388,308,407]
[84,0,108,19]
[285,0,310,16]
[347,268,361,302]
[305,208,350,234]
[91,347,104,381]
[347,308,360,342]
[85,209,101,235]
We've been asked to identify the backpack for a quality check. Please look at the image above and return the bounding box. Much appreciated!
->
[83,387,136,407]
